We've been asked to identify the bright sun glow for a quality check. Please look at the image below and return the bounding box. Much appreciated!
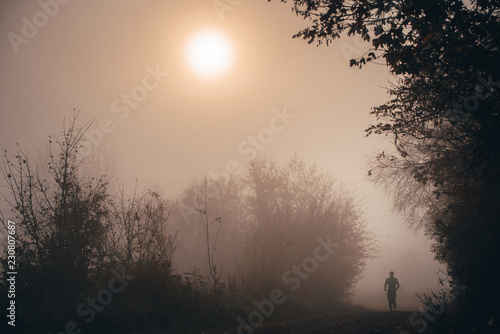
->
[186,30,234,79]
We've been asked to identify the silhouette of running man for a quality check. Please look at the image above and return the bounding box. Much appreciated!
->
[384,271,400,311]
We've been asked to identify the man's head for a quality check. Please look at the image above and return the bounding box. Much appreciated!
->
[389,271,394,277]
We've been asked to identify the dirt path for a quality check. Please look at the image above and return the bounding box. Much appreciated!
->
[212,311,416,334]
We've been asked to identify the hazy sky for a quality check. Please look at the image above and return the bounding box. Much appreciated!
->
[0,0,443,309]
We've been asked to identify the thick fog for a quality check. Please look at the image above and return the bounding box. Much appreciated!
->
[0,0,445,312]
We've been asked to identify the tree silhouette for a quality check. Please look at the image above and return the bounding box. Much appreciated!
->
[195,178,224,294]
[0,112,112,330]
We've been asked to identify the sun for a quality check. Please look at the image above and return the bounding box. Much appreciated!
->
[186,30,234,79]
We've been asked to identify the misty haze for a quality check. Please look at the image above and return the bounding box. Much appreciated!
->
[1,1,498,334]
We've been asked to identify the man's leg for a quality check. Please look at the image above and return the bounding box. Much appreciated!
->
[387,292,393,311]
[388,290,395,311]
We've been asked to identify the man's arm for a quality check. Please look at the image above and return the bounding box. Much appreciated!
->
[396,279,400,290]
[384,278,388,291]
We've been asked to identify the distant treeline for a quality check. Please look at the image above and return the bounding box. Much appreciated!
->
[0,114,376,333]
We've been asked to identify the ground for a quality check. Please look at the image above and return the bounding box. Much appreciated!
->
[209,311,418,334]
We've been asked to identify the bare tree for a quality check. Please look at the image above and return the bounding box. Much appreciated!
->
[241,157,377,302]
[0,111,111,299]
[196,178,223,294]
[107,183,177,272]
[173,175,245,290]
